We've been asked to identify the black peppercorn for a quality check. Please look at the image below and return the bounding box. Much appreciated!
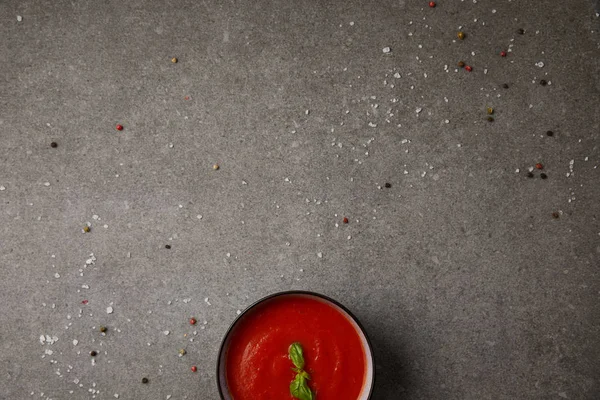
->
[50,142,58,148]
[100,326,107,333]
[546,130,554,137]
[517,28,524,35]
[142,377,149,384]
[384,183,391,188]
[165,244,171,249]
[502,83,509,89]
[540,79,547,86]
[526,172,534,178]
[90,351,97,357]
[457,61,465,68]
[487,116,494,122]
[540,173,548,179]
[552,212,559,219]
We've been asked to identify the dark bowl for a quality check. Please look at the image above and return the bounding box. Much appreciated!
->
[216,290,375,399]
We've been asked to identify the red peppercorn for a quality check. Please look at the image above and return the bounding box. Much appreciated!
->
[189,318,197,325]
[535,163,543,170]
[82,300,88,305]
[500,51,507,57]
[343,217,349,224]
[191,366,197,372]
[429,1,436,7]
[116,124,123,131]
[465,65,472,72]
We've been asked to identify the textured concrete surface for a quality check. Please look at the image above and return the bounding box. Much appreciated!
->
[1,0,599,399]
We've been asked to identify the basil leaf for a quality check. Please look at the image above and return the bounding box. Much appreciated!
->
[289,342,305,370]
[289,373,314,400]
[288,342,314,400]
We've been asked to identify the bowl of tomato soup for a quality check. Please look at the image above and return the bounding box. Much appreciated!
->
[217,291,374,400]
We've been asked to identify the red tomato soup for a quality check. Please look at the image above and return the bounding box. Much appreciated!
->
[225,295,367,400]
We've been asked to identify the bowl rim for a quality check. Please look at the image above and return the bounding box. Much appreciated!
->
[216,290,375,400]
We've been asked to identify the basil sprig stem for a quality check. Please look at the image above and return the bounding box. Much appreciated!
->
[288,342,315,400]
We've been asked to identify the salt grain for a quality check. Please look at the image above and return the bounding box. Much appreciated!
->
[106,306,113,314]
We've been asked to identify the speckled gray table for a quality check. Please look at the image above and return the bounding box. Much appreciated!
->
[1,0,599,399]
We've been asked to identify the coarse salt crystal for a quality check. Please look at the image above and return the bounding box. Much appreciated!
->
[382,47,391,53]
[106,306,113,314]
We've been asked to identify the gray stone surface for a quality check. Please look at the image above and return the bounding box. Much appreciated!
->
[1,0,599,399]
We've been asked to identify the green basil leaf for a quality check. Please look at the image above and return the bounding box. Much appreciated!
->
[290,373,314,400]
[289,342,305,370]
